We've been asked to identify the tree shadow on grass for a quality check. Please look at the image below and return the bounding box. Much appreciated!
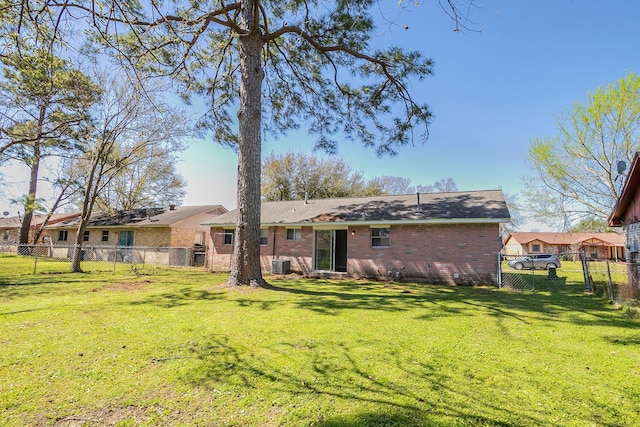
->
[266,279,635,329]
[127,287,228,308]
[181,333,546,426]
[0,274,129,301]
[316,410,518,427]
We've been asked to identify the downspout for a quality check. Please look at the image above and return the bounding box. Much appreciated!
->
[272,227,277,258]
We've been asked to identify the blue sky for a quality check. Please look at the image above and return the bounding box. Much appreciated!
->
[4,1,640,230]
[175,1,640,230]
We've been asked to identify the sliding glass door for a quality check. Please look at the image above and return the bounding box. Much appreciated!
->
[314,229,347,272]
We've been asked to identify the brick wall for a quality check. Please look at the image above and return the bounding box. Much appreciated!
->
[169,227,202,247]
[348,223,500,285]
[134,228,171,246]
[1,228,53,244]
[209,226,315,274]
[210,223,501,285]
[260,227,314,274]
[56,227,173,247]
[623,223,640,294]
[624,223,640,260]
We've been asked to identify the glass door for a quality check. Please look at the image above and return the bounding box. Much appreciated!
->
[118,230,134,246]
[118,230,134,262]
[314,230,348,272]
[314,230,333,271]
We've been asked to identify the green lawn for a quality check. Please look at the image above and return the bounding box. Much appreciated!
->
[1,256,639,426]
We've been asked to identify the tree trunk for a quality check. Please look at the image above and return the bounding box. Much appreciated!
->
[19,102,47,250]
[226,0,268,288]
[18,143,41,248]
[70,223,86,272]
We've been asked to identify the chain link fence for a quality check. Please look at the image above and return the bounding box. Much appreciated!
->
[0,243,208,273]
[499,252,638,304]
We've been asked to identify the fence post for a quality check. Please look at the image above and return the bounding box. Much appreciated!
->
[582,249,593,292]
[606,261,614,302]
[33,245,38,274]
[497,252,502,288]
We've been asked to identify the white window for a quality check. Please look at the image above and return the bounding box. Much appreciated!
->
[371,227,390,247]
[223,230,234,245]
[260,229,268,246]
[58,230,68,242]
[101,230,109,242]
[83,230,90,242]
[286,228,301,241]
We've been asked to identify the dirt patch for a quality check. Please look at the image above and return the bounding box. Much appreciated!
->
[49,406,150,426]
[384,283,413,293]
[92,279,152,292]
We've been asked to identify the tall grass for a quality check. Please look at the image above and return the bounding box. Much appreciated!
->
[1,256,639,426]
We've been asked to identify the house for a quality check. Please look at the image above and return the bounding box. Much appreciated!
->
[206,190,510,285]
[609,152,640,258]
[0,212,81,246]
[47,205,227,265]
[503,232,625,260]
[608,152,640,295]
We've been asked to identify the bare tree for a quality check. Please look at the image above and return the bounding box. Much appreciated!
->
[369,175,413,194]
[68,73,188,272]
[525,72,640,228]
[414,177,458,193]
[91,144,187,212]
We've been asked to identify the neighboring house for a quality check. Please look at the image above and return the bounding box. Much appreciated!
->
[47,205,227,265]
[206,190,510,285]
[0,212,81,246]
[503,232,625,260]
[609,152,640,259]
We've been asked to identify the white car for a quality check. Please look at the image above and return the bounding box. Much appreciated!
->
[508,254,561,270]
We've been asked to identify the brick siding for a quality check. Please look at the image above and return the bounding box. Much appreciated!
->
[210,223,501,285]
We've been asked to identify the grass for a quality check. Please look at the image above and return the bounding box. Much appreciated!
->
[1,256,639,426]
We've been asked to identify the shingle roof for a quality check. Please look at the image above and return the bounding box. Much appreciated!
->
[49,205,226,228]
[505,232,624,246]
[206,190,510,226]
[0,212,80,229]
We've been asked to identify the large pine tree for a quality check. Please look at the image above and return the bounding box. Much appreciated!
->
[6,0,468,286]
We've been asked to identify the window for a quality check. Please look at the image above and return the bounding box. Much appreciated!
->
[3,230,8,241]
[58,230,68,241]
[589,246,598,258]
[371,227,390,247]
[286,228,301,241]
[260,228,268,246]
[531,243,541,253]
[223,230,234,245]
[83,230,90,242]
[101,230,109,242]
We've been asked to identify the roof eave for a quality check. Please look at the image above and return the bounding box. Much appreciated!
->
[207,218,510,227]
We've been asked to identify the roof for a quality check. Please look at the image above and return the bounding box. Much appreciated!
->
[0,212,80,229]
[504,232,624,247]
[609,152,640,226]
[48,205,227,229]
[206,190,510,227]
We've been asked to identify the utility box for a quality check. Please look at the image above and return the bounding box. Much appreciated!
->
[271,259,291,274]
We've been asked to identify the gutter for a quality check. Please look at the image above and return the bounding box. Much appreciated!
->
[205,218,512,228]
